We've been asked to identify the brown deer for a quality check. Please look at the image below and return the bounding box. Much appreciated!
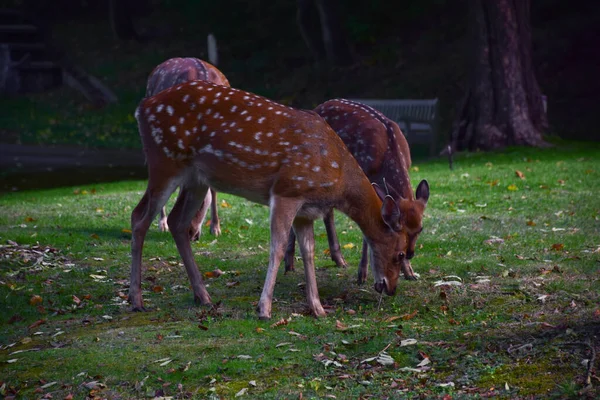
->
[146,57,230,239]
[284,99,429,283]
[130,81,411,319]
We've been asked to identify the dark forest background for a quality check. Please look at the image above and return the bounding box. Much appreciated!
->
[3,0,599,149]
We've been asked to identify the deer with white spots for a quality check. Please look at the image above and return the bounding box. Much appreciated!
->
[146,57,230,239]
[131,81,411,319]
[284,99,429,284]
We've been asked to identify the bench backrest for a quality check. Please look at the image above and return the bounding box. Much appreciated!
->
[348,98,439,123]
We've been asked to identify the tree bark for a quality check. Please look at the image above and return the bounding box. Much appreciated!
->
[109,0,139,41]
[297,0,353,66]
[452,0,548,151]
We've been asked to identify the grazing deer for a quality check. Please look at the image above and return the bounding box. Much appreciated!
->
[146,57,230,239]
[130,81,410,319]
[284,99,429,283]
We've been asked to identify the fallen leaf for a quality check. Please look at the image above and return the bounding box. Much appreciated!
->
[417,357,431,367]
[235,388,248,397]
[335,320,348,331]
[30,295,43,306]
[204,269,224,279]
[152,285,163,293]
[72,295,81,305]
[220,200,232,208]
[400,339,418,347]
[121,228,132,234]
[551,243,564,251]
[507,184,518,191]
[255,327,265,333]
[226,281,240,287]
[270,318,288,328]
[28,319,46,330]
[25,216,35,222]
[237,355,252,360]
[342,243,355,249]
[526,220,536,226]
[249,380,257,387]
[90,233,100,240]
[402,310,418,321]
[515,170,525,179]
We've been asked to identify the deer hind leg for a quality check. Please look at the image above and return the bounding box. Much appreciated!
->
[130,184,174,311]
[284,229,296,273]
[167,184,212,305]
[293,217,326,318]
[323,210,348,268]
[188,190,212,241]
[357,238,369,284]
[257,195,303,320]
[158,206,169,232]
[209,189,221,236]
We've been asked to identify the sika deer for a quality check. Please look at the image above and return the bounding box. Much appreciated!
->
[146,57,230,239]
[130,81,410,319]
[284,99,429,283]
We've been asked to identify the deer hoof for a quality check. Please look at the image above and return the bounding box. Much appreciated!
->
[210,224,221,236]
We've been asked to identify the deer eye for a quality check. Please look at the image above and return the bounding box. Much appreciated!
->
[393,252,405,264]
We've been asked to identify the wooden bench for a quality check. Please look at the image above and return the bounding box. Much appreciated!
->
[349,98,440,156]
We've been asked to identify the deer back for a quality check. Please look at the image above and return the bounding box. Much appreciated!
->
[146,58,230,97]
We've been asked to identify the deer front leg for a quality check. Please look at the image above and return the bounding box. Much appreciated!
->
[323,210,348,268]
[209,189,221,236]
[293,217,326,317]
[284,229,296,273]
[168,184,212,305]
[357,238,369,284]
[257,196,302,320]
[130,186,173,311]
[401,259,418,281]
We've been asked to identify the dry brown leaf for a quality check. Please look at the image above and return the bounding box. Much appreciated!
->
[270,318,288,328]
[526,220,536,226]
[551,243,564,251]
[72,295,81,305]
[152,285,163,293]
[255,327,265,333]
[402,310,419,321]
[29,295,43,306]
[515,170,525,179]
[90,233,100,240]
[335,320,348,331]
[28,319,46,330]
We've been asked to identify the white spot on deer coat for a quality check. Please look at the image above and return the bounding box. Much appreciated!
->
[167,105,174,116]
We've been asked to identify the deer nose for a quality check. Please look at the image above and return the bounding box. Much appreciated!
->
[374,281,385,293]
[406,251,414,260]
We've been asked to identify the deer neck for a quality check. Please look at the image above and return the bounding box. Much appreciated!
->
[337,167,388,243]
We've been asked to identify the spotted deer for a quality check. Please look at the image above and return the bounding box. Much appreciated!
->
[130,81,411,319]
[284,99,430,283]
[146,57,230,239]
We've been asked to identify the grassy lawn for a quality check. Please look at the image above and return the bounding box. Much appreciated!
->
[0,142,599,399]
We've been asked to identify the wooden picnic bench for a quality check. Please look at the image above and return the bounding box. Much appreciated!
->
[349,98,440,157]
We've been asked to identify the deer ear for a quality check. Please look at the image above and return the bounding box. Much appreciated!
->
[415,180,430,206]
[381,195,402,232]
[372,183,386,201]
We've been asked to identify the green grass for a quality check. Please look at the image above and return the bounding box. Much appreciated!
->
[1,143,599,399]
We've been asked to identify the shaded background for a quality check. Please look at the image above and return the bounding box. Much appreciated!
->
[1,0,598,190]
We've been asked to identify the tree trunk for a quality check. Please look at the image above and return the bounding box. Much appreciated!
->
[297,0,353,66]
[109,0,139,41]
[452,0,549,151]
